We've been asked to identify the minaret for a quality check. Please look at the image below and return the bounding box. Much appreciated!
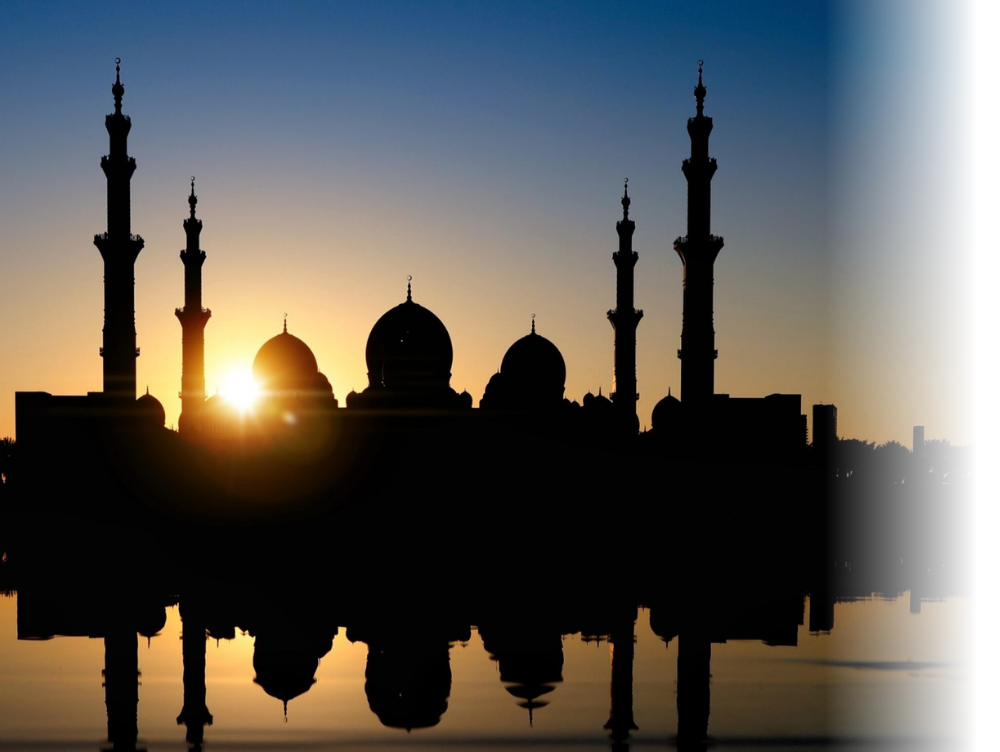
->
[94,58,143,402]
[607,180,643,429]
[674,62,724,407]
[94,59,144,402]
[175,178,211,433]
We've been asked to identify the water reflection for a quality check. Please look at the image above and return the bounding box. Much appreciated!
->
[0,454,972,750]
[0,505,969,751]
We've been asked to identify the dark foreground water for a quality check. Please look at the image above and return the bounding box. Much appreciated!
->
[0,591,969,751]
[0,462,972,752]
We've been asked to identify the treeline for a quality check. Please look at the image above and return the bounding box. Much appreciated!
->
[0,434,975,488]
[831,437,972,485]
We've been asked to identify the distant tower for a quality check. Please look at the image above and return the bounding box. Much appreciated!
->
[812,404,838,448]
[94,59,144,402]
[912,425,926,475]
[607,179,643,429]
[674,62,724,407]
[175,179,211,433]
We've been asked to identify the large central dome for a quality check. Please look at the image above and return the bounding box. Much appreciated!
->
[500,327,566,397]
[253,325,320,393]
[480,320,566,411]
[365,287,453,391]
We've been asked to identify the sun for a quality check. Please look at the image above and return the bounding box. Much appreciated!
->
[219,367,261,414]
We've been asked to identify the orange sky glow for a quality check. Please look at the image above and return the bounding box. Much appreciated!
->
[0,1,974,447]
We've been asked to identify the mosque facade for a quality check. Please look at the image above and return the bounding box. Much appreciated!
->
[11,61,816,512]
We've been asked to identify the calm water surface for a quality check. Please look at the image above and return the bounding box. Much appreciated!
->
[0,592,969,751]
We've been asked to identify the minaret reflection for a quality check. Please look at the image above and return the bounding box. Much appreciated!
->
[650,593,806,750]
[603,604,638,750]
[103,628,143,751]
[648,608,715,752]
[675,633,711,749]
[176,596,213,750]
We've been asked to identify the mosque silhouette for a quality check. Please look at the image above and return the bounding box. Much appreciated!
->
[12,60,824,518]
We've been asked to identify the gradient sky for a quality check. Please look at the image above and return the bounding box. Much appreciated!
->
[0,1,973,445]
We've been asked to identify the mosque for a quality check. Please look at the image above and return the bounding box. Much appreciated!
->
[11,61,815,514]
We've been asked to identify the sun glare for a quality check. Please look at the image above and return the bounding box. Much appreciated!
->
[219,368,261,413]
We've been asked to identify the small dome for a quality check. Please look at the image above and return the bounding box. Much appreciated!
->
[136,390,165,427]
[253,327,319,393]
[582,389,612,410]
[366,295,453,391]
[498,325,566,406]
[204,393,226,412]
[651,391,681,431]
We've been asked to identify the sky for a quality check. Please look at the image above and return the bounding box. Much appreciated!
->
[0,0,974,446]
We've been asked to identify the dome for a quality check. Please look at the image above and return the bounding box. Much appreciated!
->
[253,325,319,393]
[135,389,165,427]
[366,289,453,391]
[498,322,566,406]
[651,390,681,431]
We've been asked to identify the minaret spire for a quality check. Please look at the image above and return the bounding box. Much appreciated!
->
[175,177,211,433]
[94,58,144,402]
[674,61,724,406]
[112,59,124,115]
[694,60,706,117]
[607,178,643,432]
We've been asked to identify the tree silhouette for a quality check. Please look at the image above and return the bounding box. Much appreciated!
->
[873,440,910,484]
[834,438,875,480]
[0,437,13,488]
[924,439,973,484]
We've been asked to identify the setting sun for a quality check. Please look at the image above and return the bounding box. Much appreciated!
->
[219,368,261,413]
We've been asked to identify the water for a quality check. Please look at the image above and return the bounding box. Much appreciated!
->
[0,591,969,751]
[0,460,972,751]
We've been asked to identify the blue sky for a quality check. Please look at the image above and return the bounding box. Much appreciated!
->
[0,1,973,445]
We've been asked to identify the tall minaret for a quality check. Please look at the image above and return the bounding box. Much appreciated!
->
[607,179,643,429]
[93,58,144,402]
[674,62,724,407]
[175,178,211,434]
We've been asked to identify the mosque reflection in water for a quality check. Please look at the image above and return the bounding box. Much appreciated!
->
[0,507,968,751]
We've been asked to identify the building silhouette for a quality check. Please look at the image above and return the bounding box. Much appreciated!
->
[175,179,211,435]
[11,61,823,511]
[607,179,642,432]
[96,58,145,405]
[480,316,566,413]
[675,62,723,408]
[644,68,807,463]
